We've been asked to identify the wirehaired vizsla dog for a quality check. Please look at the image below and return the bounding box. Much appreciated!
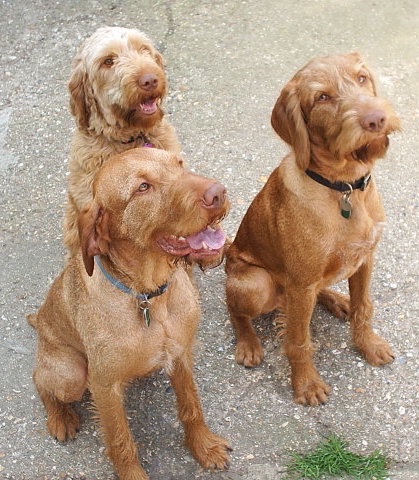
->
[64,26,182,255]
[225,52,400,406]
[29,148,231,479]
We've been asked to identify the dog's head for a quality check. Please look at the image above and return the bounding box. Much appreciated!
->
[68,26,168,134]
[271,52,401,171]
[78,148,230,276]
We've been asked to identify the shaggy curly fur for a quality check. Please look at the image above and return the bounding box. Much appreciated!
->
[64,26,181,255]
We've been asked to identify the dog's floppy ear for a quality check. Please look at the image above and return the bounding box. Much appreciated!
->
[78,200,111,276]
[68,59,95,131]
[271,81,311,170]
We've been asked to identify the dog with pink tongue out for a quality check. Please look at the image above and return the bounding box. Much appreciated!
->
[158,208,229,269]
[29,147,231,480]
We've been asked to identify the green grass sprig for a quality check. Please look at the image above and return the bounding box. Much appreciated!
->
[286,435,390,479]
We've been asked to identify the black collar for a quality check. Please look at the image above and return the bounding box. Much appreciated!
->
[305,169,372,192]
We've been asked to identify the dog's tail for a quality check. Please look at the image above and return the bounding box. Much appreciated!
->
[27,313,38,328]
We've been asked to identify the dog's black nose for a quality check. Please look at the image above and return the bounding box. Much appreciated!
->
[361,110,386,132]
[203,182,227,209]
[139,73,159,91]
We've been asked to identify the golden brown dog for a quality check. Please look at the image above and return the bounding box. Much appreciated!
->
[225,52,400,406]
[29,148,231,479]
[64,26,182,255]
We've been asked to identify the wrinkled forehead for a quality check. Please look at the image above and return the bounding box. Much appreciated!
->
[296,54,371,98]
[81,27,154,64]
[94,149,183,202]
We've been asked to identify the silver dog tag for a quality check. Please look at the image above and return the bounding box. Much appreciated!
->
[340,193,352,219]
[138,299,152,327]
[143,307,151,327]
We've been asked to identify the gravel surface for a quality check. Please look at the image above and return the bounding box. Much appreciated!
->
[0,1,418,479]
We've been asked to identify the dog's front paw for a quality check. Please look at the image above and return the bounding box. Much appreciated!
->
[357,333,395,366]
[47,405,80,441]
[235,337,264,367]
[187,427,232,470]
[117,465,148,480]
[292,374,331,406]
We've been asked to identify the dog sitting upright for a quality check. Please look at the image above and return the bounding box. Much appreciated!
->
[29,148,231,480]
[64,26,182,256]
[225,52,400,406]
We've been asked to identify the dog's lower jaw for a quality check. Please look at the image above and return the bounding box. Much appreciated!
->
[194,249,225,271]
[127,105,164,130]
[106,103,164,133]
[354,135,389,163]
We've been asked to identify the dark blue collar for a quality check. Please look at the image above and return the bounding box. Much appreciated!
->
[94,256,168,326]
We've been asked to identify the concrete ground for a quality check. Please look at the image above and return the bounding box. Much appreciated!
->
[0,0,418,479]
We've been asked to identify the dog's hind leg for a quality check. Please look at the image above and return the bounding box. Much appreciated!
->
[226,262,281,367]
[33,344,87,441]
[170,351,231,470]
[317,287,350,320]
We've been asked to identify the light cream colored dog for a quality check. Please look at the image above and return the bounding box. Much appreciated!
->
[29,148,231,480]
[64,26,181,255]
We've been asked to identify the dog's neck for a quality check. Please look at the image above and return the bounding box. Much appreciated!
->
[94,255,170,327]
[120,132,154,146]
[94,246,176,296]
[308,146,375,184]
[95,254,168,293]
[86,118,160,146]
[305,169,371,193]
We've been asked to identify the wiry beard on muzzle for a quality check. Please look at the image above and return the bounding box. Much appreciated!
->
[354,136,390,162]
[109,102,164,130]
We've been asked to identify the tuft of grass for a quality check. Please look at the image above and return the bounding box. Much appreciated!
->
[286,435,390,479]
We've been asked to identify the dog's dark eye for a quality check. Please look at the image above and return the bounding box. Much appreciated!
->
[358,75,368,84]
[138,182,150,193]
[318,93,330,102]
[103,57,114,67]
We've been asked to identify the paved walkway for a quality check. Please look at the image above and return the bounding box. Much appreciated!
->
[1,1,418,478]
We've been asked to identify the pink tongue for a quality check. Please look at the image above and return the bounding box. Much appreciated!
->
[140,99,157,114]
[186,227,226,250]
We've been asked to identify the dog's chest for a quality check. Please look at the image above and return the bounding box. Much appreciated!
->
[325,220,385,284]
[90,288,199,379]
